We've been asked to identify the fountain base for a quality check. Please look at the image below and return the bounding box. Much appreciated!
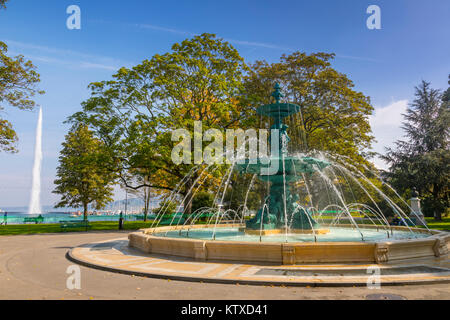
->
[126,224,448,265]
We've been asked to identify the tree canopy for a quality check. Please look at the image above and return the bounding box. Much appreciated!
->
[243,52,375,167]
[0,41,44,152]
[53,124,115,220]
[0,0,8,10]
[65,34,383,214]
[382,79,449,219]
[68,33,251,213]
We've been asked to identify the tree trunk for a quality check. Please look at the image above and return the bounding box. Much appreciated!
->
[433,183,442,221]
[143,199,149,222]
[83,203,88,221]
[144,188,151,222]
[183,178,194,215]
[434,211,442,221]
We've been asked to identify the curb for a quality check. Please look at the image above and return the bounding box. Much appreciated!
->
[66,247,450,288]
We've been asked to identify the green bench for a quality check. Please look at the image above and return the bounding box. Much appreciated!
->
[23,215,44,224]
[59,220,92,231]
[157,212,186,225]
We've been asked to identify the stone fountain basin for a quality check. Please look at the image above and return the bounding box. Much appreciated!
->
[129,224,449,265]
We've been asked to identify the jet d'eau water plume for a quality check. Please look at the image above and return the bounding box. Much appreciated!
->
[28,107,43,214]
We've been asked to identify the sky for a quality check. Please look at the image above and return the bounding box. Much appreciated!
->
[0,0,449,208]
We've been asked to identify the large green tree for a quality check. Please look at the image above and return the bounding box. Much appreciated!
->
[243,52,375,166]
[1,0,43,152]
[382,79,449,220]
[53,124,115,220]
[68,37,383,215]
[68,34,251,214]
[241,52,386,212]
[0,40,44,152]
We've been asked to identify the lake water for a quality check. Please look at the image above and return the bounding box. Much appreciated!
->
[0,212,156,225]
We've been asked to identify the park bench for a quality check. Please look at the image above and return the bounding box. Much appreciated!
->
[157,212,186,225]
[23,216,44,224]
[59,220,92,231]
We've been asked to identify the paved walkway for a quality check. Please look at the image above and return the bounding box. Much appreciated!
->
[70,238,450,286]
[1,231,449,299]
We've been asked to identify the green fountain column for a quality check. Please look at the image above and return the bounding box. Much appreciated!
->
[235,84,330,233]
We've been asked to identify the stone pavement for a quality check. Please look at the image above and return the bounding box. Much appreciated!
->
[70,237,450,286]
[0,231,449,300]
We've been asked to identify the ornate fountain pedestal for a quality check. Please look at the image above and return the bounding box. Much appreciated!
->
[234,84,330,235]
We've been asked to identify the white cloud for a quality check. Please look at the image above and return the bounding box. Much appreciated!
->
[136,23,195,36]
[369,100,408,170]
[369,100,408,127]
[334,54,381,63]
[79,62,119,71]
[136,23,293,51]
[5,39,131,71]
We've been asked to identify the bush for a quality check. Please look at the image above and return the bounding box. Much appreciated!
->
[153,199,178,216]
[192,191,214,213]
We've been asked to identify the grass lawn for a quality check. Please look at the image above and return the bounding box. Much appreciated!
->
[0,220,157,236]
[423,217,450,231]
[1,217,448,235]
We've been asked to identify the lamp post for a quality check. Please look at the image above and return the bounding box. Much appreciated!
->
[118,210,124,230]
[125,189,128,216]
[119,189,128,230]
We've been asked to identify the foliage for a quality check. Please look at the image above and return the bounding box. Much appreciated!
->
[0,41,44,152]
[127,184,153,221]
[382,79,449,219]
[153,199,178,215]
[68,33,250,214]
[224,172,267,212]
[191,191,214,213]
[67,36,383,216]
[53,124,115,220]
[243,52,375,167]
[0,118,16,153]
[0,0,8,10]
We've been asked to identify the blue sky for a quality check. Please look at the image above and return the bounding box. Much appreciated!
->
[0,0,449,207]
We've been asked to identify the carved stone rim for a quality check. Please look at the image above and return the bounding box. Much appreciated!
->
[128,224,449,264]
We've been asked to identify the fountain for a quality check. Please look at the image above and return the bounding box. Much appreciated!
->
[235,83,330,236]
[128,85,449,265]
[28,107,43,215]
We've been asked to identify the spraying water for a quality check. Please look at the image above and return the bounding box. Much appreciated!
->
[28,107,43,215]
[146,85,430,243]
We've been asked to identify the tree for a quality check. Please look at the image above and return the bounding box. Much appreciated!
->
[0,41,44,152]
[153,198,178,216]
[0,0,8,10]
[125,175,154,221]
[191,191,214,213]
[68,33,251,214]
[243,52,375,167]
[53,124,115,220]
[382,80,449,220]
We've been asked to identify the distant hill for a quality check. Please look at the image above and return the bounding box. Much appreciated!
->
[1,197,162,213]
